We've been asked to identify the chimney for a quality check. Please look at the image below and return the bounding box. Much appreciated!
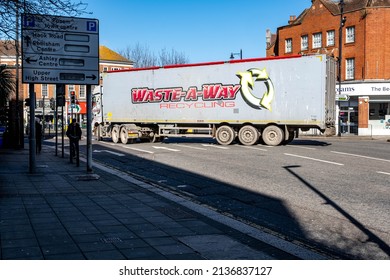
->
[288,15,297,25]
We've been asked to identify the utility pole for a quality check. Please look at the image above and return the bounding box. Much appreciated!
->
[338,0,346,136]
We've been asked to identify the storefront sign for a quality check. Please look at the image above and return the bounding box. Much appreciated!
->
[336,82,390,96]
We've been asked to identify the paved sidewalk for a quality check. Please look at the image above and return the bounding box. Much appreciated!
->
[0,141,323,260]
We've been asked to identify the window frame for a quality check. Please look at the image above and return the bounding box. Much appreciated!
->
[312,32,322,49]
[326,30,335,46]
[301,35,308,51]
[346,26,355,43]
[346,58,355,80]
[285,38,293,53]
[41,84,48,98]
[79,85,86,99]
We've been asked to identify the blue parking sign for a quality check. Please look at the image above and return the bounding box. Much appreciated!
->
[87,21,97,32]
[23,15,35,27]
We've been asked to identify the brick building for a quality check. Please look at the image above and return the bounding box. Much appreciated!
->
[266,0,390,135]
[0,42,133,128]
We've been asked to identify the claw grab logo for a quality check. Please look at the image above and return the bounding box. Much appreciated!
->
[237,68,275,111]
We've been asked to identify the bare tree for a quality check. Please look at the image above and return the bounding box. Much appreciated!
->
[0,0,88,148]
[0,0,88,48]
[119,43,157,68]
[119,43,189,68]
[158,47,189,66]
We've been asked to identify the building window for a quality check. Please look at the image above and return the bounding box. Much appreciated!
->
[346,26,355,43]
[79,85,86,99]
[42,84,48,97]
[68,85,75,97]
[301,35,308,51]
[285,38,292,53]
[346,58,355,80]
[312,32,322,49]
[327,30,335,46]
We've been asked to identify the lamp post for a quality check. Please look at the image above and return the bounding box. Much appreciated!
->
[230,49,243,60]
[338,0,346,136]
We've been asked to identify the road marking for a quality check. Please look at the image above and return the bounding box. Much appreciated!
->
[284,153,344,166]
[122,146,154,154]
[93,150,125,157]
[240,146,268,151]
[202,144,230,149]
[152,146,180,152]
[377,171,390,176]
[331,151,390,163]
[173,144,207,151]
[289,145,317,150]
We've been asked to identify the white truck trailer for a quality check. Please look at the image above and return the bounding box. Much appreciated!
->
[93,54,336,146]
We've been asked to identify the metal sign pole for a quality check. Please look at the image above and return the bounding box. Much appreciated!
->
[61,104,64,158]
[55,99,58,156]
[86,84,93,173]
[28,83,36,173]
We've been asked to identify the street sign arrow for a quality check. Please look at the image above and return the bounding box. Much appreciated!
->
[23,35,32,47]
[86,74,97,80]
[25,57,37,64]
[336,94,350,101]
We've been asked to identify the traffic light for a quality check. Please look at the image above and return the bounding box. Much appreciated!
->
[56,84,65,107]
[50,98,55,110]
[70,91,76,104]
[57,95,65,107]
[25,98,30,106]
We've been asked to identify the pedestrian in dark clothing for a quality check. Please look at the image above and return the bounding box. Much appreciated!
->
[35,118,42,154]
[66,119,82,165]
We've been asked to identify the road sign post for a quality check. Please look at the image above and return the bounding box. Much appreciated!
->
[21,14,99,85]
[22,14,99,173]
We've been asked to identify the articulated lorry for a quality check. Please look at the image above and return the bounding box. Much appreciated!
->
[93,54,336,146]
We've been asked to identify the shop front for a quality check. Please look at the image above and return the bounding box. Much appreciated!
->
[337,82,390,136]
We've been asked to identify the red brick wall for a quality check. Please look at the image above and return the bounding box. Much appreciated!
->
[270,0,390,81]
[364,8,390,79]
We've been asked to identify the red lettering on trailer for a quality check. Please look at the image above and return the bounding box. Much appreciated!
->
[132,84,241,104]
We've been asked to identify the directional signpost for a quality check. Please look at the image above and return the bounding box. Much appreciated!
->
[21,14,99,84]
[22,14,99,173]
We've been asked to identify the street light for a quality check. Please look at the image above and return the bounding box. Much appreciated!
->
[230,49,243,60]
[338,0,346,136]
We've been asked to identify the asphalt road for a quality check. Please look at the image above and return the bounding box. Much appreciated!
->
[79,136,390,259]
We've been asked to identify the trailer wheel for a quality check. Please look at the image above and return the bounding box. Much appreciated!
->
[216,125,235,145]
[149,132,160,143]
[111,125,120,143]
[282,130,295,145]
[120,126,129,144]
[238,125,259,146]
[262,125,284,146]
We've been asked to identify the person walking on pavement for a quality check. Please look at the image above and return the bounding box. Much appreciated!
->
[66,119,82,166]
[35,118,42,154]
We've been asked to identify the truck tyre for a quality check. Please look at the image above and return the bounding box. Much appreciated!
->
[262,125,284,146]
[120,126,129,144]
[111,125,120,143]
[238,125,259,146]
[149,132,160,143]
[282,130,295,145]
[216,125,235,145]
